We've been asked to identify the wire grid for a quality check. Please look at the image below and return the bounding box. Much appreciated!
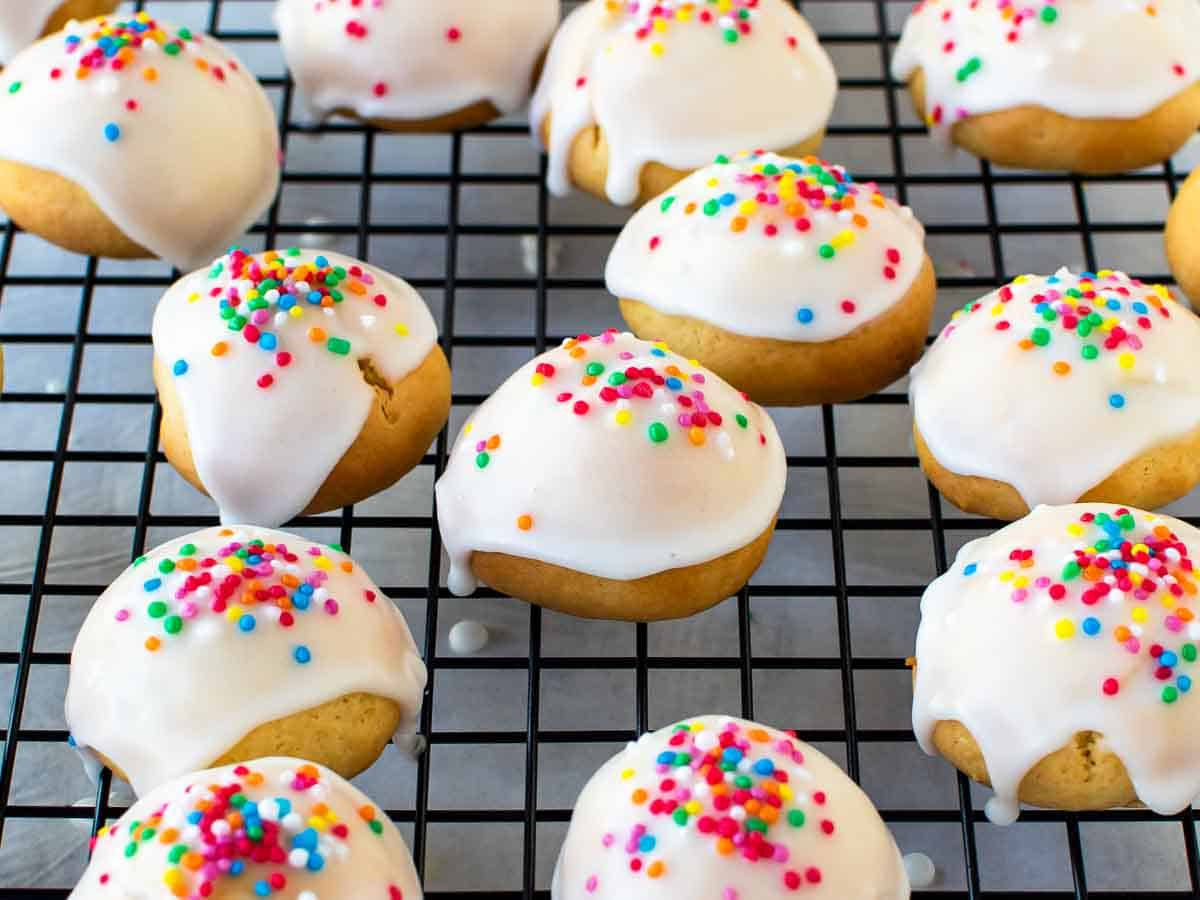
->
[0,0,1196,896]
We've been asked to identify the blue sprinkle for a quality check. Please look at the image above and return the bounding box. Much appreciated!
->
[294,645,312,664]
[1082,617,1101,636]
[1179,675,1192,693]
[963,563,978,576]
[103,122,121,142]
[307,291,323,304]
[67,734,77,747]
[1132,301,1149,314]
[1106,299,1121,310]
[1109,393,1126,409]
[1047,274,1060,284]
[650,348,666,357]
[143,577,162,592]
[656,751,675,766]
[172,359,188,376]
[275,798,292,817]
[259,332,277,351]
[254,880,270,897]
[722,747,743,763]
[1034,302,1051,315]
[1109,559,1126,569]
[1080,270,1096,280]
[238,614,256,633]
[230,861,245,876]
[279,296,296,310]
[293,592,310,611]
[315,255,329,267]
[753,759,775,776]
[666,377,683,390]
[720,192,736,207]
[307,852,325,872]
[1161,650,1179,668]
[247,555,262,565]
[796,307,814,325]
[187,811,203,825]
[638,835,656,853]
[294,828,319,852]
[299,583,314,594]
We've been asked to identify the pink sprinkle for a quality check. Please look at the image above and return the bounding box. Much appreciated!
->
[325,599,339,615]
[1011,589,1028,603]
[114,609,129,622]
[601,833,614,848]
[585,876,598,893]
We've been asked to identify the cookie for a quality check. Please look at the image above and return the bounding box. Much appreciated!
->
[1164,166,1200,302]
[0,0,117,63]
[0,14,280,270]
[276,0,558,131]
[435,330,786,621]
[914,504,1200,823]
[153,247,450,527]
[608,151,937,405]
[553,715,909,898]
[71,758,423,899]
[66,526,427,796]
[910,269,1200,520]
[530,0,836,207]
[892,0,1200,173]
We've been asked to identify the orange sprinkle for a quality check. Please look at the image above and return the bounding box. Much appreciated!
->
[320,296,335,308]
[1052,361,1071,376]
[159,828,179,844]
[1154,525,1172,539]
[730,216,748,233]
[1179,607,1195,621]
[744,799,761,814]
[716,838,735,856]
[760,806,780,825]
[358,806,377,821]
[517,515,534,531]
[748,728,770,742]
[486,435,501,450]
[563,338,578,349]
[312,803,330,817]
[1114,625,1132,642]
[219,528,234,536]
[870,193,887,208]
[581,375,597,387]
[194,58,209,72]
[211,341,228,357]
[684,202,697,215]
[340,561,354,573]
[145,636,161,652]
[569,346,586,359]
[307,327,327,342]
[245,771,264,787]
[1018,338,1034,350]
[852,213,869,228]
[632,789,648,805]
[299,764,319,778]
[688,426,706,446]
[1083,565,1104,582]
[647,861,665,878]
[281,574,300,588]
[182,852,204,871]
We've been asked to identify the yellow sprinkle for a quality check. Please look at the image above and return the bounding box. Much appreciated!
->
[685,800,702,815]
[1067,523,1084,537]
[653,17,668,31]
[225,556,244,573]
[1133,543,1149,555]
[620,768,635,781]
[289,306,303,318]
[1013,576,1028,589]
[779,784,793,801]
[1054,619,1075,640]
[464,422,473,435]
[830,229,856,249]
[999,570,1014,583]
[990,303,1005,316]
[314,556,332,571]
[650,41,664,56]
[187,292,201,304]
[739,200,758,216]
[530,373,546,387]
[308,817,328,832]
[394,323,409,336]
[615,409,632,426]
[1131,606,1148,623]
[225,605,243,622]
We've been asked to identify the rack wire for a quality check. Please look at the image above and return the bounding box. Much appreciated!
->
[0,0,1196,896]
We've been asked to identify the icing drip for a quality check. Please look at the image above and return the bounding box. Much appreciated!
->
[435,330,786,593]
[152,247,440,526]
[275,0,559,123]
[530,0,837,204]
[0,14,280,270]
[66,526,427,796]
[71,758,423,899]
[891,0,1200,138]
[553,716,909,898]
[910,268,1200,508]
[606,151,927,342]
[914,504,1200,822]
[0,0,68,62]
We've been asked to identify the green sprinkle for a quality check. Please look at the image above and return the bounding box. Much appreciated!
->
[1163,685,1179,704]
[178,27,193,40]
[608,372,627,386]
[140,828,156,842]
[329,543,344,553]
[327,337,351,356]
[672,808,689,826]
[475,452,490,469]
[178,543,196,557]
[163,615,183,635]
[1062,560,1081,580]
[168,844,187,864]
[673,752,691,766]
[7,82,20,95]
[703,199,720,216]
[735,413,748,429]
[228,314,246,331]
[1041,308,1057,322]
[648,422,669,444]
[745,818,767,833]
[230,793,247,809]
[1030,327,1050,346]
[124,842,138,858]
[660,196,676,213]
[147,601,167,619]
[369,819,384,835]
[1081,344,1099,360]
[714,154,730,165]
[585,362,605,377]
[818,244,835,259]
[1040,5,1058,22]
[955,56,982,82]
[163,41,181,56]
[133,555,147,567]
[1183,643,1197,663]
[788,810,806,827]
[247,825,263,841]
[723,28,738,42]
[1118,513,1135,530]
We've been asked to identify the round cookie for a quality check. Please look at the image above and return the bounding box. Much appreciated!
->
[0,0,117,63]
[914,503,1200,823]
[530,0,836,207]
[891,0,1200,173]
[153,247,450,527]
[607,151,936,405]
[0,14,279,270]
[66,526,427,796]
[435,330,786,621]
[553,715,909,899]
[1165,167,1200,303]
[275,0,559,132]
[71,757,423,899]
[910,269,1200,520]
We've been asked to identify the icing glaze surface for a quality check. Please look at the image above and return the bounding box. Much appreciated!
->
[152,247,440,527]
[0,14,280,270]
[276,0,559,123]
[530,0,837,204]
[909,269,1200,507]
[552,715,909,899]
[66,526,427,796]
[891,0,1200,136]
[0,0,65,62]
[606,151,926,342]
[70,757,423,899]
[435,330,786,595]
[914,504,1200,823]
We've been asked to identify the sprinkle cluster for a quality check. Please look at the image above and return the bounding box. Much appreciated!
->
[605,0,767,56]
[121,529,373,663]
[3,14,238,146]
[584,720,834,895]
[908,0,1189,125]
[89,763,405,900]
[653,152,906,328]
[171,248,408,391]
[943,269,1176,412]
[965,509,1199,704]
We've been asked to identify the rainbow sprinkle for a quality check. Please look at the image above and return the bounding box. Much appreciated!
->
[603,0,769,54]
[584,719,834,895]
[967,508,1198,704]
[88,763,407,899]
[122,529,365,659]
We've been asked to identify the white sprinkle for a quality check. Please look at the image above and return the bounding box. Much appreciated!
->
[283,812,303,833]
[730,806,747,821]
[299,892,318,900]
[360,314,377,329]
[448,619,489,654]
[289,848,309,868]
[903,852,936,889]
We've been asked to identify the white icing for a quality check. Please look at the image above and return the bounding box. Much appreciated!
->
[606,151,927,342]
[530,0,837,205]
[914,503,1200,821]
[448,619,489,654]
[902,852,937,890]
[70,757,423,899]
[0,15,280,271]
[909,269,1200,508]
[276,0,559,123]
[891,0,1200,136]
[553,715,909,899]
[435,331,786,594]
[65,526,428,796]
[0,0,68,63]
[152,248,440,527]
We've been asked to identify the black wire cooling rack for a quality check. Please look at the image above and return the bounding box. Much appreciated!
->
[0,0,1197,897]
